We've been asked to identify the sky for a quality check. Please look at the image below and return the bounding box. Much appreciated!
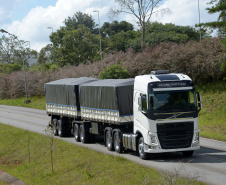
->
[0,0,219,52]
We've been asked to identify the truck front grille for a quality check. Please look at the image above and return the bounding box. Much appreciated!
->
[157,122,194,149]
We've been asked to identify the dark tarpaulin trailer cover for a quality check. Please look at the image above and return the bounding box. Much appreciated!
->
[45,77,98,109]
[80,79,134,116]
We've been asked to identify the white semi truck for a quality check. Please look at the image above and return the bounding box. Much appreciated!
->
[45,71,202,159]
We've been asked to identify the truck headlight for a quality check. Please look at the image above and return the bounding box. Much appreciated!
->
[192,131,199,147]
[150,135,158,145]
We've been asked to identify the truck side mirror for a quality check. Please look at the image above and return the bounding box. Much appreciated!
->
[196,92,202,112]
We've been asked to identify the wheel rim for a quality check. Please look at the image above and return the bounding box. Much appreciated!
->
[138,139,144,158]
[58,121,61,136]
[53,120,57,135]
[114,134,120,151]
[53,124,57,135]
[74,125,78,140]
[106,132,111,149]
[80,126,84,142]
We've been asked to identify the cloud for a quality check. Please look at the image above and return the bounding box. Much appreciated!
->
[0,0,220,52]
[2,0,114,52]
[152,0,219,26]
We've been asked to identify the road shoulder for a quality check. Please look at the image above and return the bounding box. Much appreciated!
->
[0,170,26,185]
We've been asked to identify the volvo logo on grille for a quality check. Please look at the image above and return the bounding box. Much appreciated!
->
[168,113,182,119]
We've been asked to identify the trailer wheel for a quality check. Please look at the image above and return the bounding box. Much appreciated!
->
[79,124,89,143]
[53,119,58,136]
[106,130,114,151]
[138,137,148,160]
[74,124,80,142]
[58,120,62,137]
[182,150,194,157]
[58,119,68,137]
[114,132,123,153]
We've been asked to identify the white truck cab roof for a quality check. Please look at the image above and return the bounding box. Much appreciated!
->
[134,70,193,93]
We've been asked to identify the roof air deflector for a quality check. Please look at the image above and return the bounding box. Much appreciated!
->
[151,70,170,75]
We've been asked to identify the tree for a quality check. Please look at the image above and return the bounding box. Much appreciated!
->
[126,22,202,51]
[99,62,130,79]
[145,22,201,45]
[100,20,136,51]
[64,12,98,33]
[101,20,134,37]
[110,30,139,51]
[44,12,109,66]
[197,0,226,35]
[49,25,102,66]
[0,34,33,73]
[109,0,170,49]
[38,44,52,64]
[197,0,226,74]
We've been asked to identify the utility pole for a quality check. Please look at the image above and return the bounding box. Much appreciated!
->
[93,10,102,60]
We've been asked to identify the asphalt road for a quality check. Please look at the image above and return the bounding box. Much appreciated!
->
[0,105,226,185]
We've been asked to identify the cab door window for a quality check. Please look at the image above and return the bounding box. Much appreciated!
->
[141,94,147,113]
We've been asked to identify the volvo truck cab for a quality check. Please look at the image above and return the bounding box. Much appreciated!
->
[132,70,201,159]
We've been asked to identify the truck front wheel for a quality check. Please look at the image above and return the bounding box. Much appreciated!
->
[138,137,148,160]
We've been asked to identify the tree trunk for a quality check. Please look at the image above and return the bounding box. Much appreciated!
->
[141,27,146,50]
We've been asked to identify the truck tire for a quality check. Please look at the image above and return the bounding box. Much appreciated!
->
[114,131,123,153]
[138,137,148,160]
[58,119,68,137]
[52,118,58,136]
[182,150,194,157]
[106,130,114,151]
[79,124,89,143]
[74,124,80,142]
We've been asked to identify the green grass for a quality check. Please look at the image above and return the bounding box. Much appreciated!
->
[0,124,205,185]
[0,96,46,110]
[196,82,226,141]
[0,81,225,142]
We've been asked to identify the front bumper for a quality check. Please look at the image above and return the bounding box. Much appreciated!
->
[144,144,200,153]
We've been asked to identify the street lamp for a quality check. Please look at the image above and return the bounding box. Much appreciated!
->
[93,10,102,60]
[47,27,53,33]
[198,0,201,41]
[25,40,31,66]
[0,29,31,103]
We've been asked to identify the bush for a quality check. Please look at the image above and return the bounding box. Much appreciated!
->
[99,62,130,79]
[0,63,22,74]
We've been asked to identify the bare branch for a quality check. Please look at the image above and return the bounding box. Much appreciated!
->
[109,0,170,49]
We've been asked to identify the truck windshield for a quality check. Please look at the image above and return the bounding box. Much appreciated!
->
[149,90,197,111]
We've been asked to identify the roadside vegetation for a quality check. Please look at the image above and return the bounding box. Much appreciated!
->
[196,82,226,141]
[0,96,45,110]
[0,123,205,184]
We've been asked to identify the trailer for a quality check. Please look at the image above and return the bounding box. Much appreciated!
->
[45,71,202,159]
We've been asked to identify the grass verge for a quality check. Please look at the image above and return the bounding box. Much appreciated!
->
[196,82,226,141]
[0,96,46,110]
[0,123,205,185]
